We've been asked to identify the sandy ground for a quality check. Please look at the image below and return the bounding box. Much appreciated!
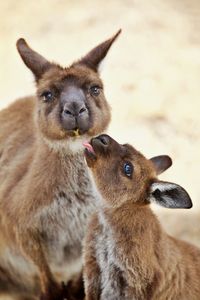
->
[0,0,200,298]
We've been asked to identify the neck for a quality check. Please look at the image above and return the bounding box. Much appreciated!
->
[37,132,87,157]
[101,199,150,218]
[99,201,161,246]
[32,138,87,180]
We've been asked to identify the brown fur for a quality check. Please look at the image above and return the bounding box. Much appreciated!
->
[0,32,120,300]
[83,134,200,300]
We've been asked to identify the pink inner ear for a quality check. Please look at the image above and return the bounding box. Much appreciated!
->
[83,142,95,154]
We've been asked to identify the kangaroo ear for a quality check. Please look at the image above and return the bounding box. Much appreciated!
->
[16,38,51,81]
[150,155,172,175]
[150,181,192,209]
[77,29,121,72]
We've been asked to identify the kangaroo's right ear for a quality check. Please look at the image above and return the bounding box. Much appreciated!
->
[16,38,51,81]
[149,181,192,209]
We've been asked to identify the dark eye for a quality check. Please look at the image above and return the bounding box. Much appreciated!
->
[89,86,101,96]
[123,162,133,178]
[41,91,54,102]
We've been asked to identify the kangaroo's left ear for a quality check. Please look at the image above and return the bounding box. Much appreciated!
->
[150,155,172,175]
[77,29,121,72]
[149,181,192,209]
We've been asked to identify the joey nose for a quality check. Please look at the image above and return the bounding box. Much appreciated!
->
[97,135,110,146]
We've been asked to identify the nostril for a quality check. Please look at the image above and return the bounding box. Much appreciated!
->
[99,135,109,146]
[79,107,87,115]
[64,109,73,116]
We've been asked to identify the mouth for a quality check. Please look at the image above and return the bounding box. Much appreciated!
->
[83,141,97,163]
[66,130,79,138]
[83,141,95,154]
[83,134,110,166]
[66,128,87,138]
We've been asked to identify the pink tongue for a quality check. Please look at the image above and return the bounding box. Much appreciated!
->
[83,142,95,154]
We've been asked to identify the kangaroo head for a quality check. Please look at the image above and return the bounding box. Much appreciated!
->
[16,31,121,148]
[84,134,192,209]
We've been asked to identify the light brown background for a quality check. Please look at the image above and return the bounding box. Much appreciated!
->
[0,0,199,261]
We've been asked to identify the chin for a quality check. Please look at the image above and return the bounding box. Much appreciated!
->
[67,135,89,153]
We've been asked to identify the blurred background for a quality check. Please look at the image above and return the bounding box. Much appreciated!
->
[0,0,199,249]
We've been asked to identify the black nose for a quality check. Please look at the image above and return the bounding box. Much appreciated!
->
[97,135,110,146]
[60,86,90,133]
[63,102,88,117]
[61,101,89,133]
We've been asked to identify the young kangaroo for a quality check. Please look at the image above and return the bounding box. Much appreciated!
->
[0,31,120,300]
[83,134,200,300]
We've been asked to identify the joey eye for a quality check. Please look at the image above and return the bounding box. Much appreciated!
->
[41,91,54,102]
[89,86,101,96]
[123,162,133,178]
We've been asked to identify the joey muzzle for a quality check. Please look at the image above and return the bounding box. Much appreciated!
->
[61,86,90,136]
[83,134,111,165]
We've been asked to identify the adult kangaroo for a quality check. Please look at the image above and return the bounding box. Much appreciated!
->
[0,30,121,300]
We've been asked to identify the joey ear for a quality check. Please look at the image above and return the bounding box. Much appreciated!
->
[150,155,172,175]
[77,29,121,72]
[16,38,51,81]
[150,181,192,209]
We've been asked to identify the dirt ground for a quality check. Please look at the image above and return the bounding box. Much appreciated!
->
[0,0,200,297]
